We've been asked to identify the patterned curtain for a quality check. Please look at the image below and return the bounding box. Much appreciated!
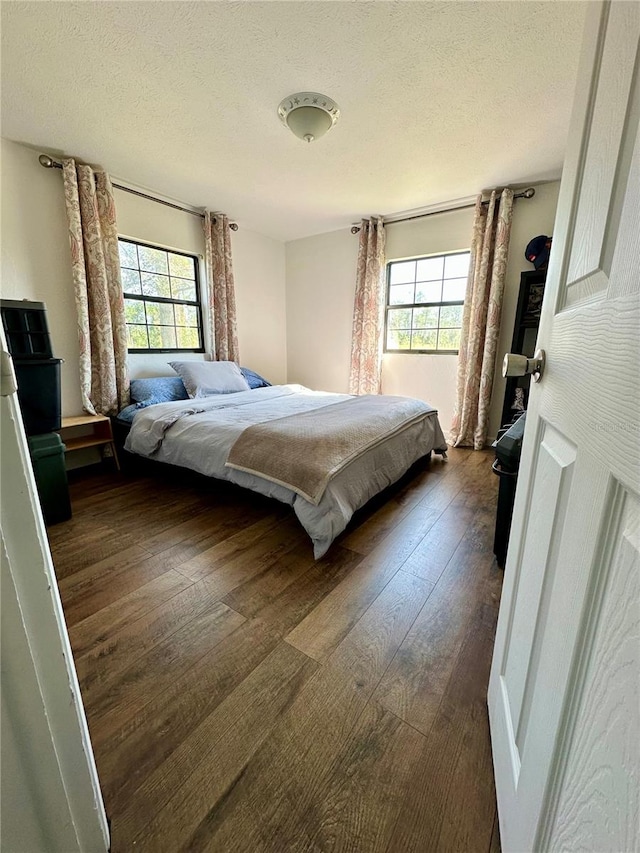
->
[203,212,239,363]
[62,159,129,416]
[348,216,386,395]
[450,188,514,449]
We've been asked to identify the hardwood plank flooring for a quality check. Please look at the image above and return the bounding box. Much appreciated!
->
[75,581,242,702]
[116,642,318,852]
[373,505,502,735]
[300,700,426,853]
[172,570,432,853]
[286,503,442,662]
[385,602,499,853]
[98,544,362,815]
[49,448,502,852]
[67,570,193,659]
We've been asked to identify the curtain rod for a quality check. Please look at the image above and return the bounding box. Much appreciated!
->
[38,154,239,230]
[350,187,536,234]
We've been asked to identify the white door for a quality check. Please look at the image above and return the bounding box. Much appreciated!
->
[0,334,109,852]
[488,3,639,851]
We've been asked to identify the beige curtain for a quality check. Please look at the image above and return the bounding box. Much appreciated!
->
[450,188,514,449]
[203,212,239,363]
[349,217,386,395]
[62,159,129,416]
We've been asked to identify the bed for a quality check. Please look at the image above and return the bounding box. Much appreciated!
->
[121,377,447,558]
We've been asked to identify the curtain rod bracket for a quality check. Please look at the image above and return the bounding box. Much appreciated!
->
[39,154,58,169]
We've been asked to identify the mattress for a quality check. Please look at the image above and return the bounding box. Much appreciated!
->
[124,384,447,558]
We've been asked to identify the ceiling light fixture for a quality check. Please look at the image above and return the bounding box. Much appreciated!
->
[278,92,340,143]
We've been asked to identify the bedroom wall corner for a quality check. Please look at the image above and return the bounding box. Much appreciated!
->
[285,228,358,394]
[284,208,474,425]
[284,181,561,443]
[232,228,287,386]
[1,138,84,415]
[1,139,288,419]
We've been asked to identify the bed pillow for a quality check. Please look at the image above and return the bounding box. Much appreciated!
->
[130,377,189,408]
[169,360,250,398]
[240,367,272,389]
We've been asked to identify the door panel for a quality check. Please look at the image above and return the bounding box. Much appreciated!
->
[564,1,638,306]
[540,490,639,851]
[543,294,639,489]
[488,3,640,849]
[502,424,576,745]
[492,449,613,846]
[607,119,639,299]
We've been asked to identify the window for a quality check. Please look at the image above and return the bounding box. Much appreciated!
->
[385,251,470,353]
[118,238,204,353]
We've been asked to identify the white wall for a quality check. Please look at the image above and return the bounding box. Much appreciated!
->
[232,227,287,385]
[0,138,287,416]
[1,139,83,414]
[1,691,49,852]
[285,181,561,441]
[286,229,358,393]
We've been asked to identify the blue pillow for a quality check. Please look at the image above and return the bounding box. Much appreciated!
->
[240,367,272,389]
[130,377,189,407]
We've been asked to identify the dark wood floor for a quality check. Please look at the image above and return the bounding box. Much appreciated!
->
[47,447,502,853]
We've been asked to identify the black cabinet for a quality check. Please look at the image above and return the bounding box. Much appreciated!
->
[1,298,54,358]
[1,299,70,524]
[501,270,546,426]
[1,299,62,435]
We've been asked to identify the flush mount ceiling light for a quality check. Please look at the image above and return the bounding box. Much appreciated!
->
[278,92,340,143]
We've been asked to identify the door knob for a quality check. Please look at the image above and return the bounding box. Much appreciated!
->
[502,348,545,383]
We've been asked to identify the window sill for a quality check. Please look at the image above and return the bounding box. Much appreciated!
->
[128,348,205,355]
[384,349,459,356]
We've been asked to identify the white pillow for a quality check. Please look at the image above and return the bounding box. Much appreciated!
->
[169,361,250,398]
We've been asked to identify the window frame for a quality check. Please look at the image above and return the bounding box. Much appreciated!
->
[119,237,205,354]
[383,250,469,355]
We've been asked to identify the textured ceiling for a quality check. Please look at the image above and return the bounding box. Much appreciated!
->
[1,1,586,242]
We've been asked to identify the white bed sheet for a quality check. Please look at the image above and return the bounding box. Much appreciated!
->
[125,384,447,558]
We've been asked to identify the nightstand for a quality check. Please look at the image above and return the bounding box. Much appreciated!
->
[58,414,120,471]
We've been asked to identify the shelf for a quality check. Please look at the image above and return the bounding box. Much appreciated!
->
[57,414,120,471]
[63,435,113,452]
[501,270,546,428]
[61,414,110,429]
